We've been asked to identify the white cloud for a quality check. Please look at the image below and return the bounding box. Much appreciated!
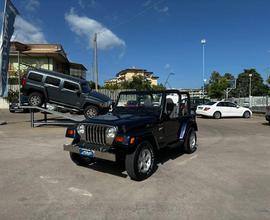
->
[65,9,125,50]
[143,0,152,7]
[78,0,97,9]
[154,6,169,13]
[24,0,40,12]
[142,1,169,14]
[164,64,171,69]
[11,16,47,43]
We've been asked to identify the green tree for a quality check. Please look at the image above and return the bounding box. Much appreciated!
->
[102,76,166,91]
[103,83,120,90]
[234,69,268,97]
[119,75,152,90]
[152,83,166,91]
[206,71,231,99]
[267,75,270,85]
[88,80,101,89]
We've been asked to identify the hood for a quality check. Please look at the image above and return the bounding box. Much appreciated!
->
[83,112,158,133]
[87,91,111,102]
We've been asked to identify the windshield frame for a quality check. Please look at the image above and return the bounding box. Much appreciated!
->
[81,82,91,94]
[114,91,165,116]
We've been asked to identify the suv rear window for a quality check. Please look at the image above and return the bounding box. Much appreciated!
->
[28,72,43,82]
[63,81,79,91]
[45,76,60,87]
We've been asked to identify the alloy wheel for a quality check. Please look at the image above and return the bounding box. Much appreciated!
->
[30,96,41,106]
[137,149,152,174]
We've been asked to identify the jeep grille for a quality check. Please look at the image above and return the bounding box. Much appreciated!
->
[85,124,108,145]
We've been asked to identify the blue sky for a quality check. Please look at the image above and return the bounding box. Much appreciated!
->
[1,0,270,88]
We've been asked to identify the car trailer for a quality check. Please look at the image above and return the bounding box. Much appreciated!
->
[21,105,84,128]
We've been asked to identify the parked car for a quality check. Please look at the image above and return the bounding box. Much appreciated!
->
[190,98,211,115]
[196,101,252,119]
[21,69,111,119]
[9,95,29,113]
[64,90,198,181]
[265,106,270,124]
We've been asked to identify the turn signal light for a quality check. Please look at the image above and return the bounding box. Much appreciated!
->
[129,137,135,145]
[66,129,76,138]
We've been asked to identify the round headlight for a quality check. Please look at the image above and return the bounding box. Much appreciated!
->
[106,127,117,139]
[77,124,85,135]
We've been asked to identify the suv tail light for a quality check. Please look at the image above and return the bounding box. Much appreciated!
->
[21,76,26,88]
[204,107,211,111]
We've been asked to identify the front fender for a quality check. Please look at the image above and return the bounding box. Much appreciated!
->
[179,118,198,141]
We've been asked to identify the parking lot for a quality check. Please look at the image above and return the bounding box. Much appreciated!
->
[0,110,269,220]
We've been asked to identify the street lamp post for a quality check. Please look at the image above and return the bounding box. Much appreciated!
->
[249,73,252,108]
[201,39,206,98]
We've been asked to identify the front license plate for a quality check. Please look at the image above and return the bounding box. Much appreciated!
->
[79,148,95,158]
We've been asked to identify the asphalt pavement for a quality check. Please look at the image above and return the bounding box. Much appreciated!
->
[0,110,269,220]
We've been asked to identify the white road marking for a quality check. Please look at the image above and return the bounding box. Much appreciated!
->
[68,187,93,197]
[40,176,59,184]
[177,154,198,166]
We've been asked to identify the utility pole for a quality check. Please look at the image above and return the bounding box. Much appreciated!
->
[201,39,206,98]
[249,73,252,108]
[93,33,98,90]
[17,51,21,106]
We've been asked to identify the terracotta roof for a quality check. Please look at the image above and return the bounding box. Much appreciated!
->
[116,68,154,77]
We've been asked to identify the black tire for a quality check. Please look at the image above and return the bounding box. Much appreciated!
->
[28,92,44,107]
[184,128,197,154]
[69,152,94,166]
[84,105,99,119]
[213,111,221,119]
[243,111,251,118]
[125,141,155,181]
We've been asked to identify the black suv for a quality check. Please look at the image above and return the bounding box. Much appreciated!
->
[64,90,198,180]
[21,69,111,119]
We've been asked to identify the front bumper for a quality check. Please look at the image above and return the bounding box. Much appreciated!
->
[64,143,116,162]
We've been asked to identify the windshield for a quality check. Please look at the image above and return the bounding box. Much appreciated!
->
[114,93,163,114]
[81,83,91,93]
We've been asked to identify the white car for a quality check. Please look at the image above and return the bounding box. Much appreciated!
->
[196,101,252,119]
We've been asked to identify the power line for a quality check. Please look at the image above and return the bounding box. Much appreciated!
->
[97,0,167,35]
